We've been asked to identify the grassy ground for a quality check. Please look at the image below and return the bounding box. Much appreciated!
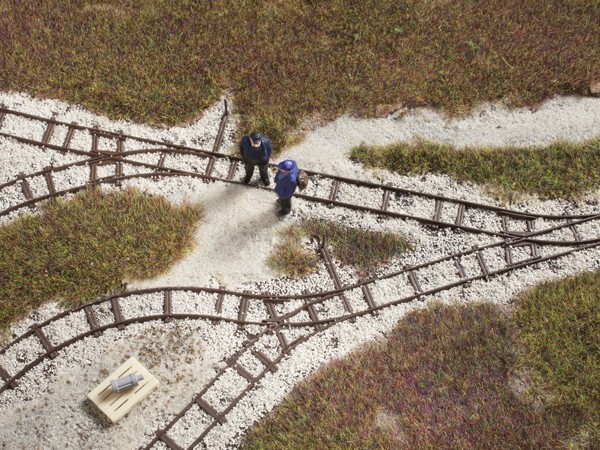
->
[243,284,599,449]
[0,187,203,329]
[2,2,598,447]
[513,271,600,446]
[267,218,411,278]
[1,1,598,150]
[351,137,600,201]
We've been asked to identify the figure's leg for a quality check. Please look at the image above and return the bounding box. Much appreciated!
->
[258,164,270,185]
[243,163,255,184]
[277,197,292,216]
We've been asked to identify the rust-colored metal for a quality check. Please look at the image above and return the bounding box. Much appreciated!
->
[476,251,490,277]
[328,179,339,204]
[265,301,279,321]
[32,326,58,359]
[433,199,443,222]
[455,203,465,226]
[111,298,125,330]
[252,350,277,373]
[0,365,18,389]
[2,105,600,448]
[89,163,97,182]
[158,433,183,450]
[361,284,377,311]
[43,167,56,195]
[42,119,56,145]
[274,329,289,350]
[304,298,322,330]
[2,235,599,441]
[226,160,238,181]
[212,99,230,154]
[84,305,103,337]
[505,246,514,266]
[454,257,467,279]
[204,156,216,180]
[91,126,99,154]
[18,174,33,200]
[195,397,225,424]
[117,134,124,154]
[320,246,352,313]
[235,364,255,382]
[62,123,76,150]
[157,153,166,170]
[381,188,391,211]
[163,290,173,323]
[238,291,250,323]
[407,269,422,294]
[501,216,509,233]
[215,290,225,314]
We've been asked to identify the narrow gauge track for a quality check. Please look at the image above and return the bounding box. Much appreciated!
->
[0,104,595,238]
[2,213,599,396]
[0,229,598,447]
[2,104,599,448]
[0,152,594,241]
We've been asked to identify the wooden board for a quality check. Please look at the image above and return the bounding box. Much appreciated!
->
[87,356,159,424]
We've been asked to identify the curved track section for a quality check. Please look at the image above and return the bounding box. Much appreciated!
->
[1,105,595,237]
[1,105,599,449]
[1,235,598,447]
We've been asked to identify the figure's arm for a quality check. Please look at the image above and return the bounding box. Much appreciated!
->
[239,139,246,161]
[264,140,272,160]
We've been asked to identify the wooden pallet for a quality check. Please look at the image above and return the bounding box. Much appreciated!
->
[88,356,159,424]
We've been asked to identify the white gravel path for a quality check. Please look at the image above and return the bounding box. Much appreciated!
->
[0,91,599,449]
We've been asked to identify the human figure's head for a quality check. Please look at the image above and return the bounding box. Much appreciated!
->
[280,160,293,173]
[250,132,262,147]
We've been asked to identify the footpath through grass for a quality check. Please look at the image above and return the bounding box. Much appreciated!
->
[267,218,411,278]
[351,137,600,200]
[243,271,600,449]
[0,187,203,329]
[1,1,599,149]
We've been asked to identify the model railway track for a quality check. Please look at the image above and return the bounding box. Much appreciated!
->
[1,105,595,238]
[1,233,598,447]
[1,213,598,394]
[2,104,599,448]
[0,103,230,156]
[0,152,594,241]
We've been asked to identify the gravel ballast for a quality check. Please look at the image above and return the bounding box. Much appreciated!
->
[0,91,599,449]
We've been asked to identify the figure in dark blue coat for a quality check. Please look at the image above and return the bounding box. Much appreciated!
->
[274,159,299,217]
[239,131,272,186]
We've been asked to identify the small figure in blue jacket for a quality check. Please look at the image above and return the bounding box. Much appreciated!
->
[274,159,299,217]
[239,132,272,186]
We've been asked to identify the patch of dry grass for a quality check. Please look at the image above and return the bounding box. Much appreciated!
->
[351,137,600,201]
[243,302,573,449]
[267,218,411,277]
[0,186,203,328]
[1,1,598,149]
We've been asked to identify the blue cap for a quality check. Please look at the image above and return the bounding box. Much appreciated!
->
[281,160,293,170]
[250,132,262,142]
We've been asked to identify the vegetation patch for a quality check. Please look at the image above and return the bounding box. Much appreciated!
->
[1,1,598,149]
[0,186,203,328]
[513,271,600,446]
[244,269,600,448]
[243,302,572,449]
[267,218,411,277]
[351,138,600,200]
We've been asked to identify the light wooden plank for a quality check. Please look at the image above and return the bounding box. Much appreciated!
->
[88,356,159,424]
